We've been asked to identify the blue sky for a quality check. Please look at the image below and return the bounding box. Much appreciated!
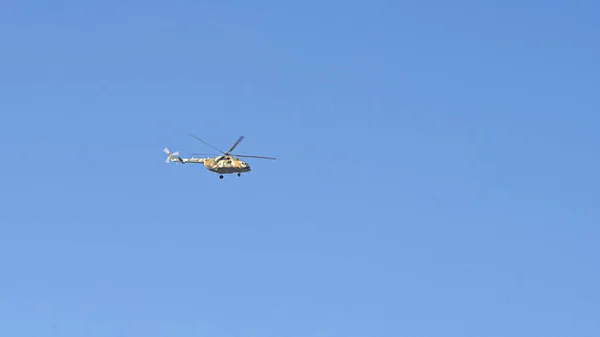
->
[1,0,599,336]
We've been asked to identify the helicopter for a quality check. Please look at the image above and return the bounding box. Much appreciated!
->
[163,133,276,179]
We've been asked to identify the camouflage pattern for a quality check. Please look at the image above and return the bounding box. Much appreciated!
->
[168,153,251,174]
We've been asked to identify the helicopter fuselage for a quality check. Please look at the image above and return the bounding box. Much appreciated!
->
[204,157,251,174]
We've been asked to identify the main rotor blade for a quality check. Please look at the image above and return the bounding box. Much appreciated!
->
[233,154,276,160]
[189,153,220,156]
[227,136,244,154]
[188,133,225,154]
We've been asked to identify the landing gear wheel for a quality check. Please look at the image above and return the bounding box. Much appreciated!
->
[237,173,241,177]
[219,175,223,179]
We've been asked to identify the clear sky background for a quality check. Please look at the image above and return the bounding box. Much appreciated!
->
[1,0,599,336]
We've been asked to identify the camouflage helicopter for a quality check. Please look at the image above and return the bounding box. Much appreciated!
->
[163,133,275,179]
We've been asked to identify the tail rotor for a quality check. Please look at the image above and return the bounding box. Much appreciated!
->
[163,147,180,164]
